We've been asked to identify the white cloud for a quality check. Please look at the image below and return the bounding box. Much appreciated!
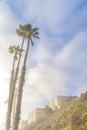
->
[22,0,84,32]
[55,31,87,67]
[54,31,87,94]
[27,63,68,97]
[30,44,51,64]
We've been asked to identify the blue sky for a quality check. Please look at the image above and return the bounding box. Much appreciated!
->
[0,0,87,128]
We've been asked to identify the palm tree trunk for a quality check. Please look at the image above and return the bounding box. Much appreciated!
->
[12,38,30,130]
[5,54,16,130]
[11,87,17,129]
[5,39,24,130]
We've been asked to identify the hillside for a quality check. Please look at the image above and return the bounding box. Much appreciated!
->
[20,91,87,130]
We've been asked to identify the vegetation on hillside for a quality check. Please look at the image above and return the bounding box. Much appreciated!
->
[20,91,87,130]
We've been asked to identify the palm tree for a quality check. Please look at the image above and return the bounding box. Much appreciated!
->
[8,26,25,127]
[12,23,39,130]
[5,45,22,130]
[6,24,27,130]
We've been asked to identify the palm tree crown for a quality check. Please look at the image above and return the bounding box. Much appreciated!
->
[9,45,23,60]
[16,24,39,46]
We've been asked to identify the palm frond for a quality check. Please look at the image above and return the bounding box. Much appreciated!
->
[16,29,24,36]
[33,35,40,39]
[26,24,32,30]
[16,29,23,36]
[33,32,39,35]
[9,45,15,53]
[32,28,39,33]
[19,24,25,31]
[31,39,34,46]
[22,24,32,32]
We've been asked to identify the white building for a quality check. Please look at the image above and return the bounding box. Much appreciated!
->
[47,96,72,110]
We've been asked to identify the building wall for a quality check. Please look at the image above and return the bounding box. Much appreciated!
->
[28,108,46,125]
[47,96,72,110]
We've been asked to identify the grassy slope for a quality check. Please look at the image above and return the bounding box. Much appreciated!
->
[28,91,87,130]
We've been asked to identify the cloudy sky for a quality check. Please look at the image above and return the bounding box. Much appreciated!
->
[0,0,87,128]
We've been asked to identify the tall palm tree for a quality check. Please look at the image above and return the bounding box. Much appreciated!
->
[5,45,22,130]
[5,24,28,130]
[12,23,39,130]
